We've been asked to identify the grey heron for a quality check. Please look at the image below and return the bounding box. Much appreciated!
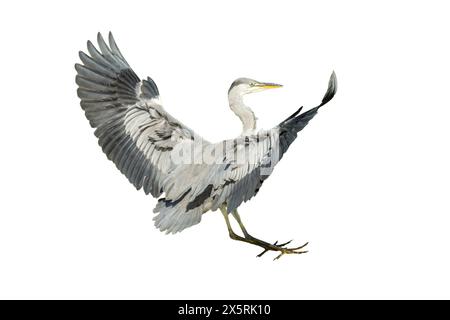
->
[75,33,337,260]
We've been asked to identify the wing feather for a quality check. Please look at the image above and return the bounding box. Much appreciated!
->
[210,72,337,213]
[75,32,207,197]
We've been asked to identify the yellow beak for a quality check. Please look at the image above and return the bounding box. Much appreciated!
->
[258,82,283,89]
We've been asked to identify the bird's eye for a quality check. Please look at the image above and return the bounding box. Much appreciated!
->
[250,82,256,87]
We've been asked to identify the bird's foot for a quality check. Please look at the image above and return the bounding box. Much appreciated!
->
[228,232,308,260]
[256,239,309,260]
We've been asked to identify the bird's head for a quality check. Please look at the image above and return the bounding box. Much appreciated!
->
[228,77,283,96]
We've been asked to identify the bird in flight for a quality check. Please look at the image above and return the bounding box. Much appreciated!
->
[75,32,337,260]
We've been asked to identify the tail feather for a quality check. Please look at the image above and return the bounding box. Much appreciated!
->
[153,191,203,234]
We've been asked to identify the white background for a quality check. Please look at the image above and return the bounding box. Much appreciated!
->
[0,0,449,299]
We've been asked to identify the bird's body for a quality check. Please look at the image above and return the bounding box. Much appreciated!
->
[76,33,337,259]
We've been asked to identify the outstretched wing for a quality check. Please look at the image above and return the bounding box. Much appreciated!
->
[75,32,206,197]
[209,72,338,213]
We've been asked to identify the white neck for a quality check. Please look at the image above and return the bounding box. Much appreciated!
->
[228,90,257,136]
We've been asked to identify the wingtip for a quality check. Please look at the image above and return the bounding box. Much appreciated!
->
[86,39,93,51]
[78,50,88,61]
[97,32,105,44]
[330,70,337,89]
[320,70,338,106]
[332,71,337,91]
[108,31,116,47]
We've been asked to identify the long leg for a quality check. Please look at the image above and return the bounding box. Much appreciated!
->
[230,210,250,237]
[220,205,242,241]
[231,209,308,258]
[220,205,308,260]
[231,209,292,246]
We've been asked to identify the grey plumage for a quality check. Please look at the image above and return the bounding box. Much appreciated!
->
[75,32,199,199]
[75,32,337,234]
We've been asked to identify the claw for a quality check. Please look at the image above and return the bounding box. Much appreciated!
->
[274,252,284,260]
[278,239,293,247]
[273,248,308,261]
[291,242,309,250]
